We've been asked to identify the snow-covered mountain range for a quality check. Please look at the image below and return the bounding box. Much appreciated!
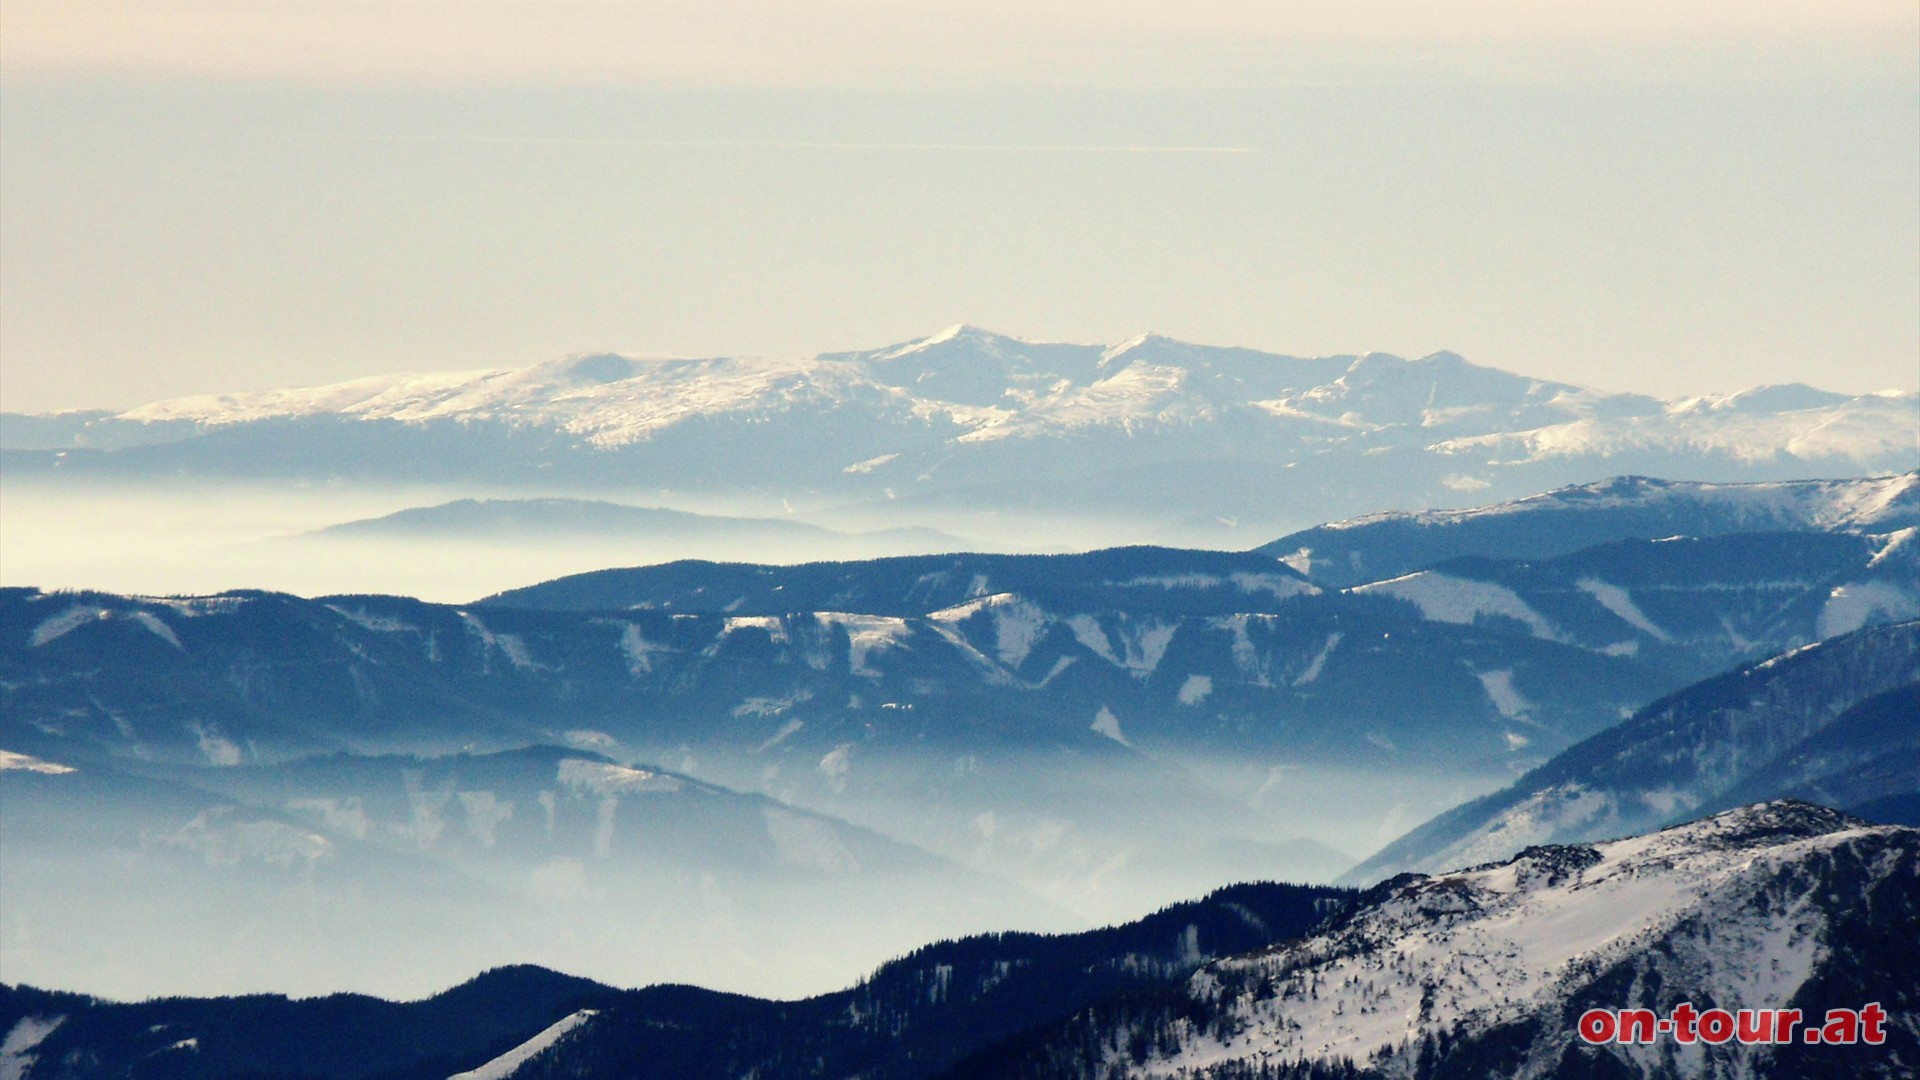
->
[76,328,1920,460]
[7,328,1913,546]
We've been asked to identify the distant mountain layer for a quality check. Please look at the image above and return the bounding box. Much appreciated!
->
[8,523,1913,937]
[16,526,1907,780]
[9,804,1910,1080]
[1344,619,1920,884]
[7,327,1913,535]
[295,497,967,570]
[1258,471,1920,587]
[309,498,956,547]
[478,545,1314,614]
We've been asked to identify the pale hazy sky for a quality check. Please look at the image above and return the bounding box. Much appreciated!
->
[2,1,1916,411]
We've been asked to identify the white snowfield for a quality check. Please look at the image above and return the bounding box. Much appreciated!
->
[446,1009,597,1080]
[28,604,185,651]
[1355,572,1561,641]
[0,750,76,775]
[1431,389,1918,466]
[107,327,1917,467]
[1141,804,1909,1077]
[556,758,683,797]
[0,1016,65,1080]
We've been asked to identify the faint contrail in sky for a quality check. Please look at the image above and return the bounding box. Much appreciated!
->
[321,134,1259,154]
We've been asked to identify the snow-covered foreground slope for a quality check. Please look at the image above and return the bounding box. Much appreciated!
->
[1116,802,1918,1080]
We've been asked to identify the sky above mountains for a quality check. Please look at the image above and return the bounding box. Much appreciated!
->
[1,2,1915,412]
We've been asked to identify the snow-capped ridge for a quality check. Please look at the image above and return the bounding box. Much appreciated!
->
[1673,382,1854,416]
[526,353,642,386]
[81,328,1911,472]
[1144,800,1910,1076]
[870,323,1023,362]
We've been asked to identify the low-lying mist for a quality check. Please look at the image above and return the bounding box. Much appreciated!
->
[2,474,1471,1003]
[0,477,1291,602]
[0,735,1495,1004]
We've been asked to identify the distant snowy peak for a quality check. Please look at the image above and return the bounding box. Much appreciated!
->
[1673,382,1861,415]
[1138,801,1916,1078]
[118,351,869,448]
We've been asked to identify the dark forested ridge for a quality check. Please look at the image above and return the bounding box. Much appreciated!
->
[1,882,1350,1080]
[0,966,621,1080]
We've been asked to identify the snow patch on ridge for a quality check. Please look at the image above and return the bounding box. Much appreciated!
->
[129,611,184,651]
[1358,571,1559,640]
[714,615,789,648]
[843,453,899,474]
[1475,669,1533,721]
[28,605,103,647]
[166,809,333,869]
[1177,675,1212,706]
[814,612,911,677]
[0,750,76,775]
[457,611,541,671]
[757,718,805,752]
[1293,632,1342,686]
[459,791,513,848]
[556,759,682,796]
[0,1015,65,1080]
[1209,613,1276,686]
[764,808,861,874]
[595,620,672,675]
[1576,578,1673,642]
[1068,614,1176,677]
[1231,572,1318,600]
[1818,580,1920,638]
[447,1009,598,1080]
[327,605,417,634]
[1091,706,1131,747]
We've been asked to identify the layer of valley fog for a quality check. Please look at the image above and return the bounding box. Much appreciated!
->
[3,479,1475,1001]
[0,478,1293,603]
